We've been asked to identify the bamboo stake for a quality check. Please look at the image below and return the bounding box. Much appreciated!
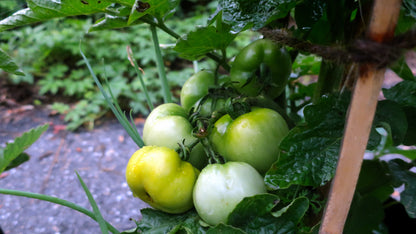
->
[319,0,402,233]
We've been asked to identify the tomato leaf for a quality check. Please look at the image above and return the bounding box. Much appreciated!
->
[0,48,25,76]
[227,193,280,226]
[344,194,385,234]
[265,93,384,189]
[0,0,113,32]
[216,0,297,32]
[265,94,347,189]
[0,124,49,174]
[383,80,416,145]
[174,25,236,61]
[206,224,245,233]
[228,194,309,233]
[387,159,416,218]
[127,0,179,24]
[355,160,394,202]
[137,208,206,233]
[373,100,408,146]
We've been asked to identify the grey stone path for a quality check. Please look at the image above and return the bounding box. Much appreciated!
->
[0,106,149,234]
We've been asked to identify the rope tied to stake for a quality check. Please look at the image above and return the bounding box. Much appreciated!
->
[260,28,416,68]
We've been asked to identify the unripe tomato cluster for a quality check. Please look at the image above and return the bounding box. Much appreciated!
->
[125,39,292,225]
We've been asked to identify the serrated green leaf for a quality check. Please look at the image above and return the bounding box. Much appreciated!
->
[217,0,297,32]
[227,195,308,234]
[0,0,113,32]
[383,80,416,108]
[228,194,280,226]
[0,124,49,174]
[137,208,204,233]
[206,223,245,234]
[265,93,384,189]
[0,48,25,76]
[265,94,348,189]
[127,0,179,24]
[175,26,236,60]
[4,153,30,172]
[387,159,416,218]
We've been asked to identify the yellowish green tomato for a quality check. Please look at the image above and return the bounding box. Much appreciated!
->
[126,146,199,214]
[210,108,289,174]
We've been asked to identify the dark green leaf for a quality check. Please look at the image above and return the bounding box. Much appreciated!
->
[217,0,297,32]
[0,48,25,76]
[383,80,416,108]
[373,100,408,146]
[402,0,416,20]
[137,208,204,233]
[228,195,308,234]
[294,0,325,30]
[228,193,280,226]
[266,92,384,189]
[387,159,416,218]
[356,160,394,202]
[206,224,246,234]
[383,81,416,145]
[0,124,49,174]
[402,107,416,145]
[390,56,415,81]
[174,26,236,61]
[0,0,113,32]
[4,153,30,171]
[265,94,348,189]
[344,194,385,234]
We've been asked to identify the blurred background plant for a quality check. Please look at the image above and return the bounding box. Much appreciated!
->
[0,0,260,130]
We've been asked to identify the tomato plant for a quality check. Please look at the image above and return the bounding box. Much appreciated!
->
[1,0,416,234]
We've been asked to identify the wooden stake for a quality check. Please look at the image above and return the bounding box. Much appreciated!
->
[319,0,402,233]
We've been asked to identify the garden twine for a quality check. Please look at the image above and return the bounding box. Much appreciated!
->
[260,28,416,68]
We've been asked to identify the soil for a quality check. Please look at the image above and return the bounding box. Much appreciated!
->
[0,105,150,234]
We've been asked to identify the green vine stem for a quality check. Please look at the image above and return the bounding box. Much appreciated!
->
[150,24,172,103]
[312,60,344,104]
[0,188,120,234]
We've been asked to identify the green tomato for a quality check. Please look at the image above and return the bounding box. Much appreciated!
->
[210,108,289,174]
[180,70,216,113]
[192,97,227,118]
[143,103,208,170]
[193,162,266,225]
[126,146,199,214]
[230,39,292,98]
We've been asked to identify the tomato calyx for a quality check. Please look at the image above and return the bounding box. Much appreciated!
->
[176,138,200,162]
